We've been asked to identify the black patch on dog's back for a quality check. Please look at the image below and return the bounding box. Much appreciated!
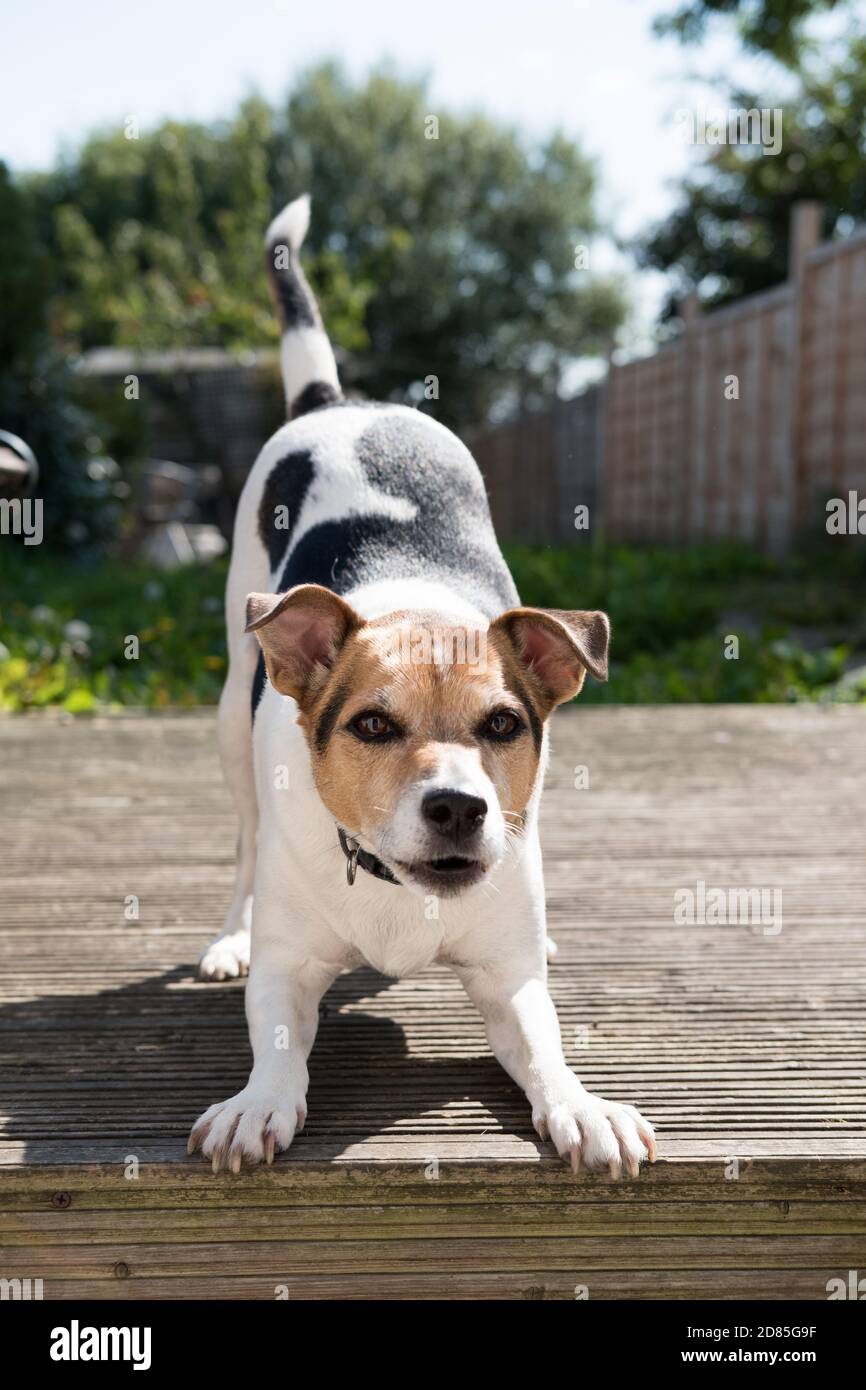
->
[278,414,518,619]
[291,381,341,419]
[257,448,315,570]
[252,408,519,718]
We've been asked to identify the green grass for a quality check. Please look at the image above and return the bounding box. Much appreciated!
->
[1,539,865,711]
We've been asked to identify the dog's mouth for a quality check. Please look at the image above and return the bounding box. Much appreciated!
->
[396,854,488,895]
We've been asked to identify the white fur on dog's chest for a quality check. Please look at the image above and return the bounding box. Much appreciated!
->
[331,906,446,978]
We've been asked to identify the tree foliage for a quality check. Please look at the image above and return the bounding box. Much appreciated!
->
[0,163,129,553]
[23,65,624,427]
[642,0,863,316]
[654,0,843,64]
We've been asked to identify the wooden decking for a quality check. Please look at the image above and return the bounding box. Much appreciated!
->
[1,705,865,1300]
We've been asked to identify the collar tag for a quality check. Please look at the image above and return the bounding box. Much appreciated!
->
[337,828,360,886]
[336,826,400,888]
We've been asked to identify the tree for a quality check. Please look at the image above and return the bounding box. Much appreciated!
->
[0,163,129,553]
[640,0,864,316]
[0,163,48,374]
[654,0,844,64]
[29,98,286,353]
[24,64,624,427]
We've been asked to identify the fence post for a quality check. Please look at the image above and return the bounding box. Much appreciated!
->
[596,340,618,545]
[788,201,822,284]
[680,292,700,326]
[784,201,823,550]
[679,292,701,543]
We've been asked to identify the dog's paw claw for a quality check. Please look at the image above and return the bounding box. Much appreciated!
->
[188,1090,302,1172]
[532,1110,549,1142]
[537,1091,655,1178]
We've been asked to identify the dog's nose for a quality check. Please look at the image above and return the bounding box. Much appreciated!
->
[422,789,487,842]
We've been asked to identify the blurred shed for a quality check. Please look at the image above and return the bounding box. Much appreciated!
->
[77,348,285,519]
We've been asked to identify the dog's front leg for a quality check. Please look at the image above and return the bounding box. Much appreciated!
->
[189,934,339,1173]
[457,965,656,1177]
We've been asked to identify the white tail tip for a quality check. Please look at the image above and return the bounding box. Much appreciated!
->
[265,193,311,253]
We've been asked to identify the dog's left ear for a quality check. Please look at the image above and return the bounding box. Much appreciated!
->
[245,583,362,705]
[489,607,610,712]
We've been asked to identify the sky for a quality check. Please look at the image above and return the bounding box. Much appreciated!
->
[0,0,803,355]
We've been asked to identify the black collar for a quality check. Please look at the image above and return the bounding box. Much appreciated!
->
[337,827,401,887]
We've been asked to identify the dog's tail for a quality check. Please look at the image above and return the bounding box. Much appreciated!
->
[265,194,343,419]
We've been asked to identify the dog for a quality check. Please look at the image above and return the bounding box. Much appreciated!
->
[188,194,655,1177]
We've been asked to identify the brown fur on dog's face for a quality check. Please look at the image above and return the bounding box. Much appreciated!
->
[304,615,539,833]
[247,586,609,895]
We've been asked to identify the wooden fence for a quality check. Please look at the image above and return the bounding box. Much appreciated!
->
[480,389,604,545]
[472,211,866,550]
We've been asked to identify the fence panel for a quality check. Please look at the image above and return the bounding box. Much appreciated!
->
[553,388,603,542]
[798,232,866,527]
[604,343,684,542]
[684,288,794,549]
[471,231,866,551]
[468,385,603,544]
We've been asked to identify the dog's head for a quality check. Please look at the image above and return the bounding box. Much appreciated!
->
[247,585,609,897]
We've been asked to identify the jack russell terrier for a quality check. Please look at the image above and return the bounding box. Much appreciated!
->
[188,195,656,1177]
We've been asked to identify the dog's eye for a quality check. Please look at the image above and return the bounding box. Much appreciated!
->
[482,709,523,740]
[349,711,399,741]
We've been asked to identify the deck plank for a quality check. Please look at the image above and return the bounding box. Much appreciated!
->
[1,705,865,1298]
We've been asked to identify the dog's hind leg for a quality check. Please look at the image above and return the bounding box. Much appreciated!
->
[198,642,259,981]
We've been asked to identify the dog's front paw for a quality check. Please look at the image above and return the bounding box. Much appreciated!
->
[188,1087,305,1172]
[197,930,250,982]
[533,1088,656,1178]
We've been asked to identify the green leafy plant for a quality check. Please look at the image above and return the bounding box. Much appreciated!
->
[2,541,863,711]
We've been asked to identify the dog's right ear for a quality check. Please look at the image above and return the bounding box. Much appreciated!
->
[245,584,362,705]
[488,605,610,714]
